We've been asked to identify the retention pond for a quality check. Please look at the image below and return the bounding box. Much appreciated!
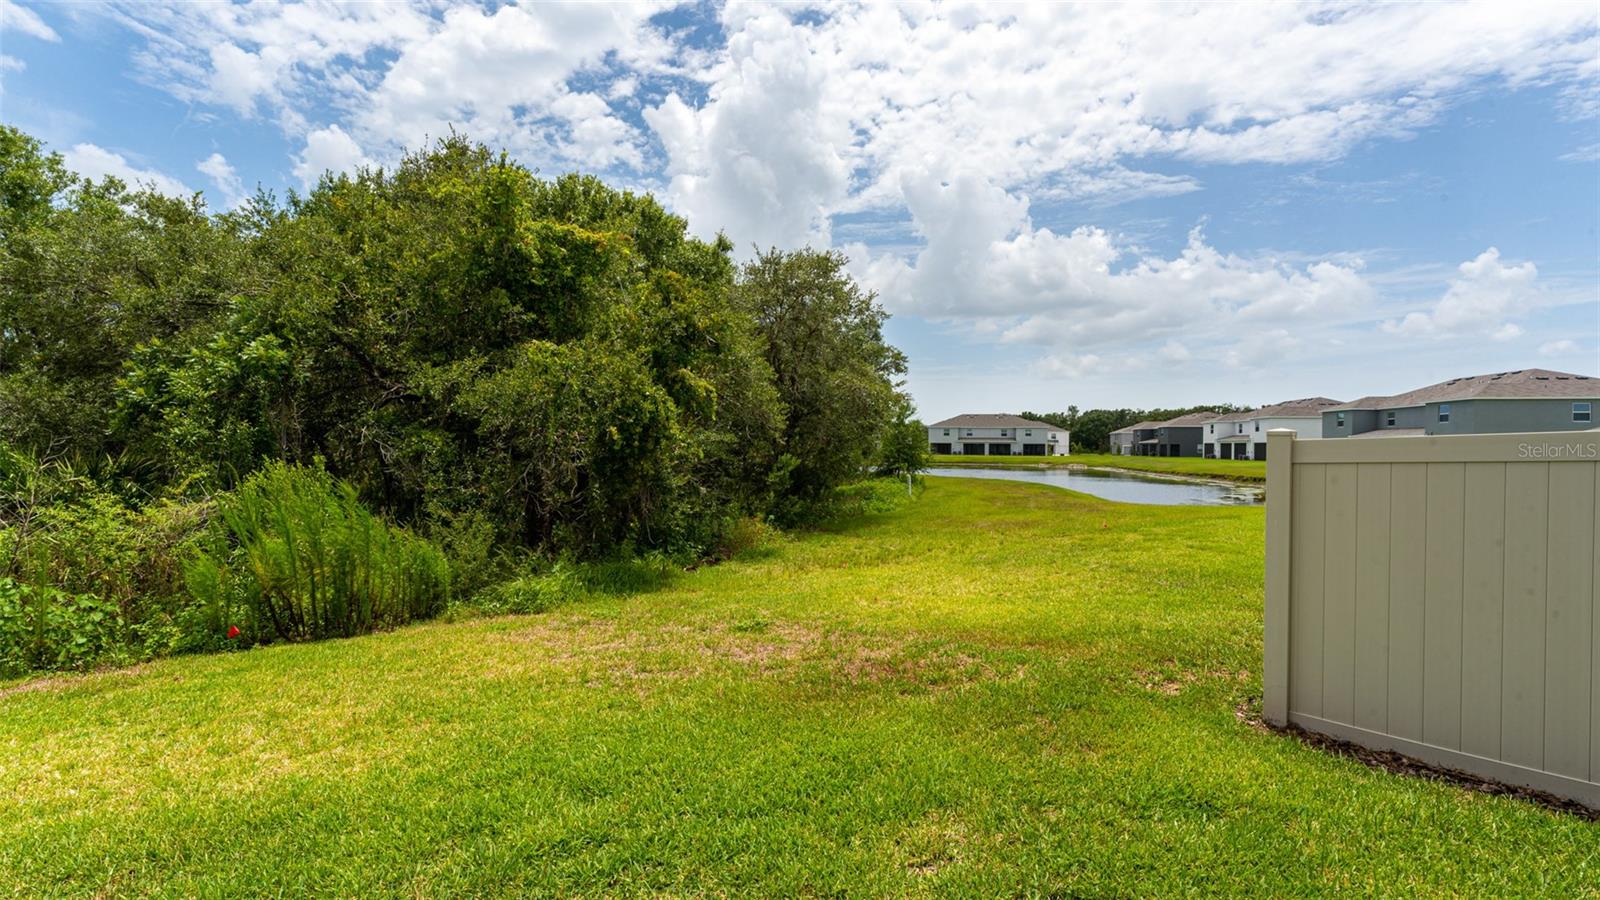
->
[927,465,1264,506]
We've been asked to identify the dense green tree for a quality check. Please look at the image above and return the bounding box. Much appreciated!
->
[0,126,919,671]
[114,138,793,556]
[0,126,258,467]
[736,248,908,503]
[4,127,910,569]
[874,398,931,479]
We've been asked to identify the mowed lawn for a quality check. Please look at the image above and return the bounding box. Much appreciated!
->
[1,479,1593,896]
[932,452,1267,482]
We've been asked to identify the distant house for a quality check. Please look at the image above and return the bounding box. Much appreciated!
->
[1145,412,1218,457]
[929,415,1069,456]
[1203,397,1342,460]
[1205,412,1251,460]
[1108,421,1162,455]
[1322,369,1598,438]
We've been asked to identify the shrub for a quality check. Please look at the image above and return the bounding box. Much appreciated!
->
[473,562,585,615]
[1,442,219,668]
[773,477,915,530]
[426,507,513,601]
[0,577,121,678]
[186,463,450,643]
[713,516,780,561]
[457,551,678,618]
[581,551,676,595]
[10,493,209,614]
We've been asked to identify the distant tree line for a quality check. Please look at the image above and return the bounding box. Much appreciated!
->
[1021,405,1249,453]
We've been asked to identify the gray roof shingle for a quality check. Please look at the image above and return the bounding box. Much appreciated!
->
[1213,397,1343,422]
[1153,411,1222,428]
[1110,420,1165,435]
[928,414,1064,430]
[1327,370,1597,411]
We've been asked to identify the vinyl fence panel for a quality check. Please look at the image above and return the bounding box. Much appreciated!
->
[1264,429,1600,808]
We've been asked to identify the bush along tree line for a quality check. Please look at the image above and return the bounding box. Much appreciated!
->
[1020,405,1249,454]
[0,126,928,677]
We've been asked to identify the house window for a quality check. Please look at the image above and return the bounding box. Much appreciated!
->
[1209,424,1214,433]
[1576,402,1593,423]
[1385,411,1396,427]
[1024,430,1032,437]
[1001,429,1010,437]
[965,430,973,436]
[1254,421,1260,432]
[1336,412,1346,427]
[1437,404,1450,423]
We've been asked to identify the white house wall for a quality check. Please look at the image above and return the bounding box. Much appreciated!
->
[928,425,1067,454]
[1207,415,1328,460]
[1204,419,1244,458]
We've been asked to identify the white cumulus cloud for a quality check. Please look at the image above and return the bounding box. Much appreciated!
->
[1382,248,1539,341]
[102,0,1600,235]
[850,174,1374,362]
[72,0,1600,383]
[197,152,246,208]
[63,143,191,196]
[291,125,371,187]
[645,7,851,250]
[207,42,276,116]
[112,1,664,174]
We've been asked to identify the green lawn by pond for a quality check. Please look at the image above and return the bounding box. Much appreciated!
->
[1,477,1591,896]
[933,451,1267,482]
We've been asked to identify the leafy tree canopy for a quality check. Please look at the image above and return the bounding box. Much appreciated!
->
[1,127,911,561]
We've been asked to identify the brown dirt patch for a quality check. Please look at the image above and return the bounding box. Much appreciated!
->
[897,810,969,877]
[1135,661,1252,696]
[493,615,1020,693]
[0,664,151,700]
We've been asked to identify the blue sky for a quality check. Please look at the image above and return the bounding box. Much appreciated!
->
[3,0,1597,419]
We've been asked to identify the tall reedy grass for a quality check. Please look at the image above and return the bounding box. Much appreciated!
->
[186,463,450,643]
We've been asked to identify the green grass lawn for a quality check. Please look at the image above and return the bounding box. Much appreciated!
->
[933,452,1267,482]
[2,478,1591,896]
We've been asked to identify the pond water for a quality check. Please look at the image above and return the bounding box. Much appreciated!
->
[926,466,1264,506]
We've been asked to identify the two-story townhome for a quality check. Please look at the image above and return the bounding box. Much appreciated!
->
[1321,369,1598,438]
[928,415,1070,456]
[1203,397,1342,460]
[1108,421,1162,455]
[1203,412,1250,459]
[1147,412,1218,457]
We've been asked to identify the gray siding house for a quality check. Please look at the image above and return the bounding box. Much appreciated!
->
[1144,411,1218,457]
[1322,369,1598,439]
[1108,420,1162,455]
[928,415,1069,456]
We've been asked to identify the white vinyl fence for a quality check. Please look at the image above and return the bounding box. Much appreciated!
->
[1264,428,1600,808]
